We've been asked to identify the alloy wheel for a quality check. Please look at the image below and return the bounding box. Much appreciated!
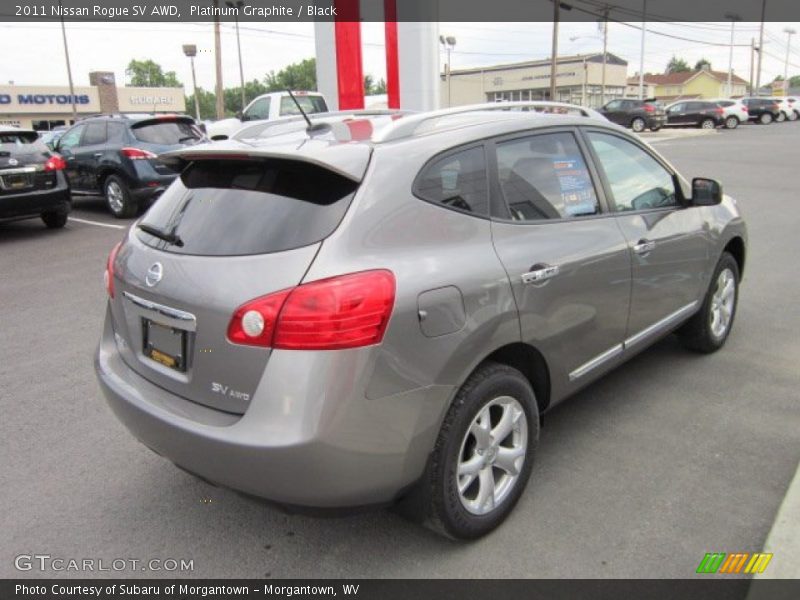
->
[709,268,736,339]
[456,396,528,516]
[106,181,124,213]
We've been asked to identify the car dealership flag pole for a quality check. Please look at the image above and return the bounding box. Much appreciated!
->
[58,0,77,123]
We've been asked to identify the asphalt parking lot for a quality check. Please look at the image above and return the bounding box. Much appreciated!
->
[1,121,799,579]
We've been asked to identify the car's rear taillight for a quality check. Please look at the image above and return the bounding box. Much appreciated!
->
[742,106,748,112]
[716,107,724,115]
[121,147,157,160]
[44,155,67,171]
[643,104,655,113]
[104,242,122,299]
[227,270,396,350]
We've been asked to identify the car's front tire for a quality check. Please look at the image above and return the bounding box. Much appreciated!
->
[776,111,787,123]
[788,110,799,121]
[420,362,539,540]
[631,117,646,133]
[678,252,740,353]
[104,175,137,218]
[724,116,739,129]
[41,210,68,229]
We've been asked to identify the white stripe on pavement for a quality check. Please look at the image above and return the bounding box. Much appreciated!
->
[69,217,127,230]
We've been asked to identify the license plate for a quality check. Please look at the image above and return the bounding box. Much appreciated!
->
[142,319,187,372]
[1,173,33,190]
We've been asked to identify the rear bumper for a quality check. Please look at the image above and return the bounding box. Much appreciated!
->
[0,176,70,220]
[94,311,452,508]
[646,115,667,128]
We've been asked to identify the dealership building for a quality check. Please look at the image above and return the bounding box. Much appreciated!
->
[441,52,629,108]
[0,71,186,131]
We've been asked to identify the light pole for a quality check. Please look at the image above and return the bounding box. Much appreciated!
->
[57,0,77,123]
[183,44,201,121]
[783,27,796,95]
[755,0,767,96]
[213,0,225,119]
[725,12,741,97]
[226,0,246,112]
[439,35,456,107]
[639,0,647,99]
[600,10,609,106]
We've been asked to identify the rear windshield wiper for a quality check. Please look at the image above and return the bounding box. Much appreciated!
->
[138,222,184,247]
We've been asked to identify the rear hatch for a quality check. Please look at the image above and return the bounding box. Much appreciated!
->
[0,130,58,194]
[128,116,206,176]
[643,100,665,117]
[108,156,361,414]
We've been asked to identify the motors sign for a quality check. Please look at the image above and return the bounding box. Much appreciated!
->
[0,94,91,106]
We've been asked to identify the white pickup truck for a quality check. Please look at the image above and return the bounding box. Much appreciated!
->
[205,91,329,140]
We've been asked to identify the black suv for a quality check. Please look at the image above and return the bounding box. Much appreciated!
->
[55,114,205,218]
[0,126,70,228]
[741,98,781,125]
[664,101,725,129]
[598,98,667,132]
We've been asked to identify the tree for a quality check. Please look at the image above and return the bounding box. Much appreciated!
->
[365,75,387,95]
[264,58,317,92]
[184,88,217,120]
[665,56,691,74]
[789,75,800,88]
[694,58,712,71]
[223,79,269,115]
[125,59,181,87]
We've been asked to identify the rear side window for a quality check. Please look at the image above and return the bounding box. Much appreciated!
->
[137,159,358,256]
[279,95,328,117]
[131,120,202,145]
[83,122,107,145]
[495,132,599,221]
[414,146,489,217]
[107,122,127,144]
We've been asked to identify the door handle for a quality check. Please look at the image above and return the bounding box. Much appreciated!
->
[521,264,560,284]
[93,152,103,158]
[633,239,656,255]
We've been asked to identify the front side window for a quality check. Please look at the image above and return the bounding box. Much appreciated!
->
[495,132,599,221]
[604,100,623,111]
[587,132,677,212]
[82,122,107,145]
[57,124,84,151]
[414,146,489,216]
[244,97,270,121]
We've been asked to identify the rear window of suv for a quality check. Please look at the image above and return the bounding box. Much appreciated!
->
[131,120,203,145]
[136,159,358,256]
[0,130,48,154]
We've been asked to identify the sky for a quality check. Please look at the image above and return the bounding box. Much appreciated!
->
[1,20,799,92]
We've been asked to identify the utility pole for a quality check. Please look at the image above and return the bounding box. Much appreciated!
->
[226,0,246,112]
[755,0,767,96]
[725,13,741,97]
[550,0,560,101]
[58,0,77,123]
[783,27,796,95]
[638,0,646,99]
[213,0,225,119]
[600,7,609,106]
[749,38,756,96]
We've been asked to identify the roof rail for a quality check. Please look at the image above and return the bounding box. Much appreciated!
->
[372,101,606,143]
[232,109,411,141]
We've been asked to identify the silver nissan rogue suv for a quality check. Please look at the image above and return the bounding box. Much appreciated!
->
[95,103,747,539]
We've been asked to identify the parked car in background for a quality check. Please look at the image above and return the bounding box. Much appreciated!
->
[783,96,800,119]
[56,114,205,218]
[0,126,70,228]
[96,103,746,540]
[40,126,68,150]
[205,91,329,140]
[741,98,781,124]
[771,97,797,122]
[598,98,666,132]
[709,99,749,129]
[663,101,725,129]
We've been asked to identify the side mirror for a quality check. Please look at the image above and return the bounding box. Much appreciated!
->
[691,177,722,206]
[236,110,244,121]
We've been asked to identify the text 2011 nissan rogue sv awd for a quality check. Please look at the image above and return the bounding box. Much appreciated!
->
[95,103,747,539]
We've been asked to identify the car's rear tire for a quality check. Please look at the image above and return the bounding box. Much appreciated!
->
[104,175,136,219]
[724,116,739,129]
[678,252,740,354]
[788,110,799,121]
[700,118,716,130]
[417,362,539,540]
[649,125,662,132]
[41,210,68,229]
[759,113,773,125]
[631,117,646,133]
